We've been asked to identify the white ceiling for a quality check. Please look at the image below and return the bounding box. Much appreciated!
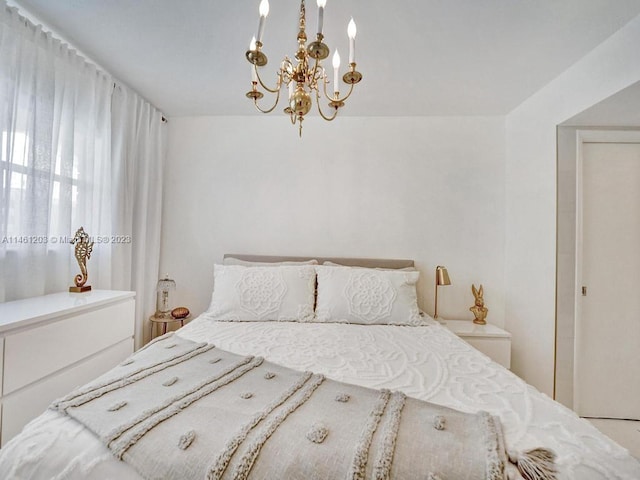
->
[11,0,640,118]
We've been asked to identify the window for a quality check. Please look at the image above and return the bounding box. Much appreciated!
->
[1,130,81,241]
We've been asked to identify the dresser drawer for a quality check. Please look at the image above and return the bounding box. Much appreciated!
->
[1,337,133,446]
[3,298,134,395]
[0,338,4,397]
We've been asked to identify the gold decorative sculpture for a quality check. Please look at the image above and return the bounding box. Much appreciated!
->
[69,227,94,293]
[470,284,488,325]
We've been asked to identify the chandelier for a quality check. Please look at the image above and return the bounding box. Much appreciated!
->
[245,0,362,136]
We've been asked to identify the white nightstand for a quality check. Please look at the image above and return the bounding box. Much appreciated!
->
[441,319,511,369]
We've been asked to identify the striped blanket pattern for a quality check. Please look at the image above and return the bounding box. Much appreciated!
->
[51,333,510,480]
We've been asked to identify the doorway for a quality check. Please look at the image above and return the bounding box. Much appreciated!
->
[574,139,640,420]
[555,128,640,411]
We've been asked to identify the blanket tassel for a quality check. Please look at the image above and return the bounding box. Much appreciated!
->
[508,448,557,480]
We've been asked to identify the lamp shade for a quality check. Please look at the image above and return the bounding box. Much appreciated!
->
[435,266,451,286]
[156,275,176,316]
[434,266,451,320]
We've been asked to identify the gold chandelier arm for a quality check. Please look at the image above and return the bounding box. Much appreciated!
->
[253,87,282,114]
[315,90,339,121]
[308,57,322,89]
[254,63,282,94]
[321,77,356,104]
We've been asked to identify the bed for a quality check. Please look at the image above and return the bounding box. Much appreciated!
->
[0,256,638,480]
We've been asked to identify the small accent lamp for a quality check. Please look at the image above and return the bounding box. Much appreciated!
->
[434,266,451,319]
[156,275,176,318]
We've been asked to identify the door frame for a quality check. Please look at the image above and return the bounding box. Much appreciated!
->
[573,129,640,413]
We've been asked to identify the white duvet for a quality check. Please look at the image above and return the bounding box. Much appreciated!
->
[1,316,639,479]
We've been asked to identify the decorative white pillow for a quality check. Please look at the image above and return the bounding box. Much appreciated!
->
[315,265,423,325]
[322,260,416,271]
[206,264,316,322]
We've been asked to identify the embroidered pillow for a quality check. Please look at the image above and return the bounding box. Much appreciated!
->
[322,260,416,271]
[206,264,316,322]
[314,265,423,325]
[223,257,318,266]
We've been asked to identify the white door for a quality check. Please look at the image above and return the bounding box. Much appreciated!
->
[575,141,640,420]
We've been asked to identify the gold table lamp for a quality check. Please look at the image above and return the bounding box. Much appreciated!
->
[434,265,451,319]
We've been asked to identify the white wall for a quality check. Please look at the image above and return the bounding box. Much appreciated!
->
[160,115,506,327]
[160,15,640,396]
[505,15,640,396]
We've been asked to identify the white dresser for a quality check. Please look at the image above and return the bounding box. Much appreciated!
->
[0,290,135,446]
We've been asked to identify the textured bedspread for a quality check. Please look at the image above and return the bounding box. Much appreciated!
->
[0,317,639,479]
[51,334,508,480]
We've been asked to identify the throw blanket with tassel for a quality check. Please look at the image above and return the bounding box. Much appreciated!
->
[52,333,556,480]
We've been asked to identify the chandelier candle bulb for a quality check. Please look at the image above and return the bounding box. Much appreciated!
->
[333,49,340,95]
[317,0,326,35]
[348,18,356,64]
[256,0,269,43]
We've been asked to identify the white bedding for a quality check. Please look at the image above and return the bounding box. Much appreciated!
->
[1,316,639,479]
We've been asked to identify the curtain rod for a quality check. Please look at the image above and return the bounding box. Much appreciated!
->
[111,82,167,123]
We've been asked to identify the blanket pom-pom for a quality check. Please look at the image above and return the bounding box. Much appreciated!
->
[335,393,351,403]
[178,430,196,450]
[508,448,557,480]
[162,376,179,386]
[306,424,329,444]
[433,415,446,430]
[107,401,128,412]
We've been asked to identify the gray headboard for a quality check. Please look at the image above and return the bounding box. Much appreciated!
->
[223,254,414,269]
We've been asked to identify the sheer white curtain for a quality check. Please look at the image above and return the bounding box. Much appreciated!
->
[111,85,165,347]
[0,4,113,299]
[0,3,164,347]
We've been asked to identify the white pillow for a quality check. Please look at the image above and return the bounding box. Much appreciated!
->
[322,260,416,271]
[315,265,423,325]
[223,257,318,266]
[206,264,316,322]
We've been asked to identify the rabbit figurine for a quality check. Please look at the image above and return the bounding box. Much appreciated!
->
[470,284,488,325]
